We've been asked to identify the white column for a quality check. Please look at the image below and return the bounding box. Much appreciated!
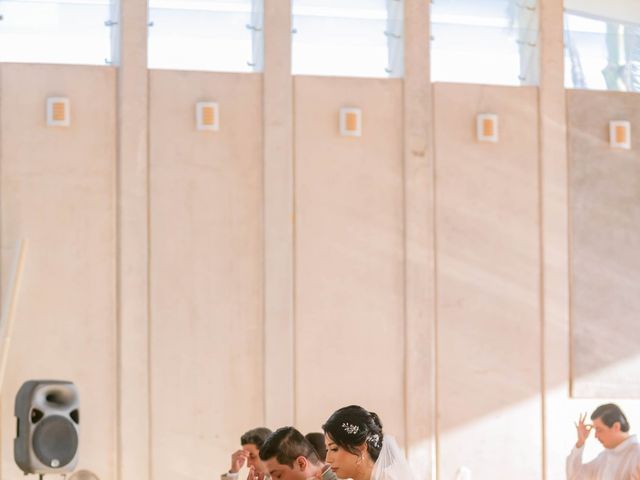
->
[263,0,295,427]
[403,1,437,479]
[538,0,570,478]
[116,0,151,477]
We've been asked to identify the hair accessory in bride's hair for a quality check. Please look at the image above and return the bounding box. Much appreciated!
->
[367,433,381,449]
[341,422,359,435]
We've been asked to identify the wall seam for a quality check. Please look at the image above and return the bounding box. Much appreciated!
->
[0,61,4,480]
[431,82,440,480]
[115,65,123,480]
[145,68,153,480]
[292,75,298,427]
[565,91,574,398]
[401,76,409,453]
[537,86,547,480]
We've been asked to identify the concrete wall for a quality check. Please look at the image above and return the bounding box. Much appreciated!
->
[0,63,117,480]
[568,90,640,398]
[1,2,640,480]
[294,76,405,437]
[148,70,264,480]
[434,83,542,480]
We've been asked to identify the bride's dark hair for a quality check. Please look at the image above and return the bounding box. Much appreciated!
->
[322,405,384,461]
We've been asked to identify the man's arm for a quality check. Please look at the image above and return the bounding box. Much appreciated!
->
[566,444,599,480]
[220,472,240,480]
[221,450,248,480]
[567,413,598,480]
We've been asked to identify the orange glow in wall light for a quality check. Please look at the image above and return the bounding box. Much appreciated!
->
[476,113,498,143]
[339,107,362,137]
[609,120,631,150]
[196,102,219,131]
[46,97,70,127]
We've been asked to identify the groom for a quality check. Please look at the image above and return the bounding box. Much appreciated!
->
[251,426,336,480]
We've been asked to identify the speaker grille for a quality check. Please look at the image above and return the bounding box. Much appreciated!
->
[32,415,78,468]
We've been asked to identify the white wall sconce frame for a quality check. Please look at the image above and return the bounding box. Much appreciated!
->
[46,97,70,127]
[476,113,498,143]
[609,120,631,150]
[196,101,219,131]
[339,107,362,137]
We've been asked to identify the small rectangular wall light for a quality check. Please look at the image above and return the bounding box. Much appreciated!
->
[339,107,362,137]
[609,120,631,149]
[476,113,498,143]
[196,102,219,131]
[46,97,70,127]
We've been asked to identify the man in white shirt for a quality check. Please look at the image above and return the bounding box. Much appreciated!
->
[221,427,272,480]
[567,403,640,479]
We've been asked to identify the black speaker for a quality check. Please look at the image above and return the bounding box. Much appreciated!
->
[14,380,80,474]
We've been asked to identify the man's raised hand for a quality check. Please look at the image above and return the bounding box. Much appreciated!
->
[246,466,265,480]
[575,412,592,448]
[230,449,248,473]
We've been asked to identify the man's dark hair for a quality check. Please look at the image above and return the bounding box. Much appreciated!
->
[305,432,327,462]
[591,404,630,432]
[259,426,320,467]
[241,427,273,449]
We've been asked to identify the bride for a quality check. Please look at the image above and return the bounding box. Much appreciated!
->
[320,405,414,480]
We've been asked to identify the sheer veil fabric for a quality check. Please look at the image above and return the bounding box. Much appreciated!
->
[371,435,415,480]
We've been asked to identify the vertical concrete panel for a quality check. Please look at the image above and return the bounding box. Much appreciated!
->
[0,64,117,479]
[434,83,542,480]
[569,90,640,397]
[294,76,405,440]
[149,70,264,480]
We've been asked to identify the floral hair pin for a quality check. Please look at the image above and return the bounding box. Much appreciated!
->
[368,433,381,448]
[341,422,359,435]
